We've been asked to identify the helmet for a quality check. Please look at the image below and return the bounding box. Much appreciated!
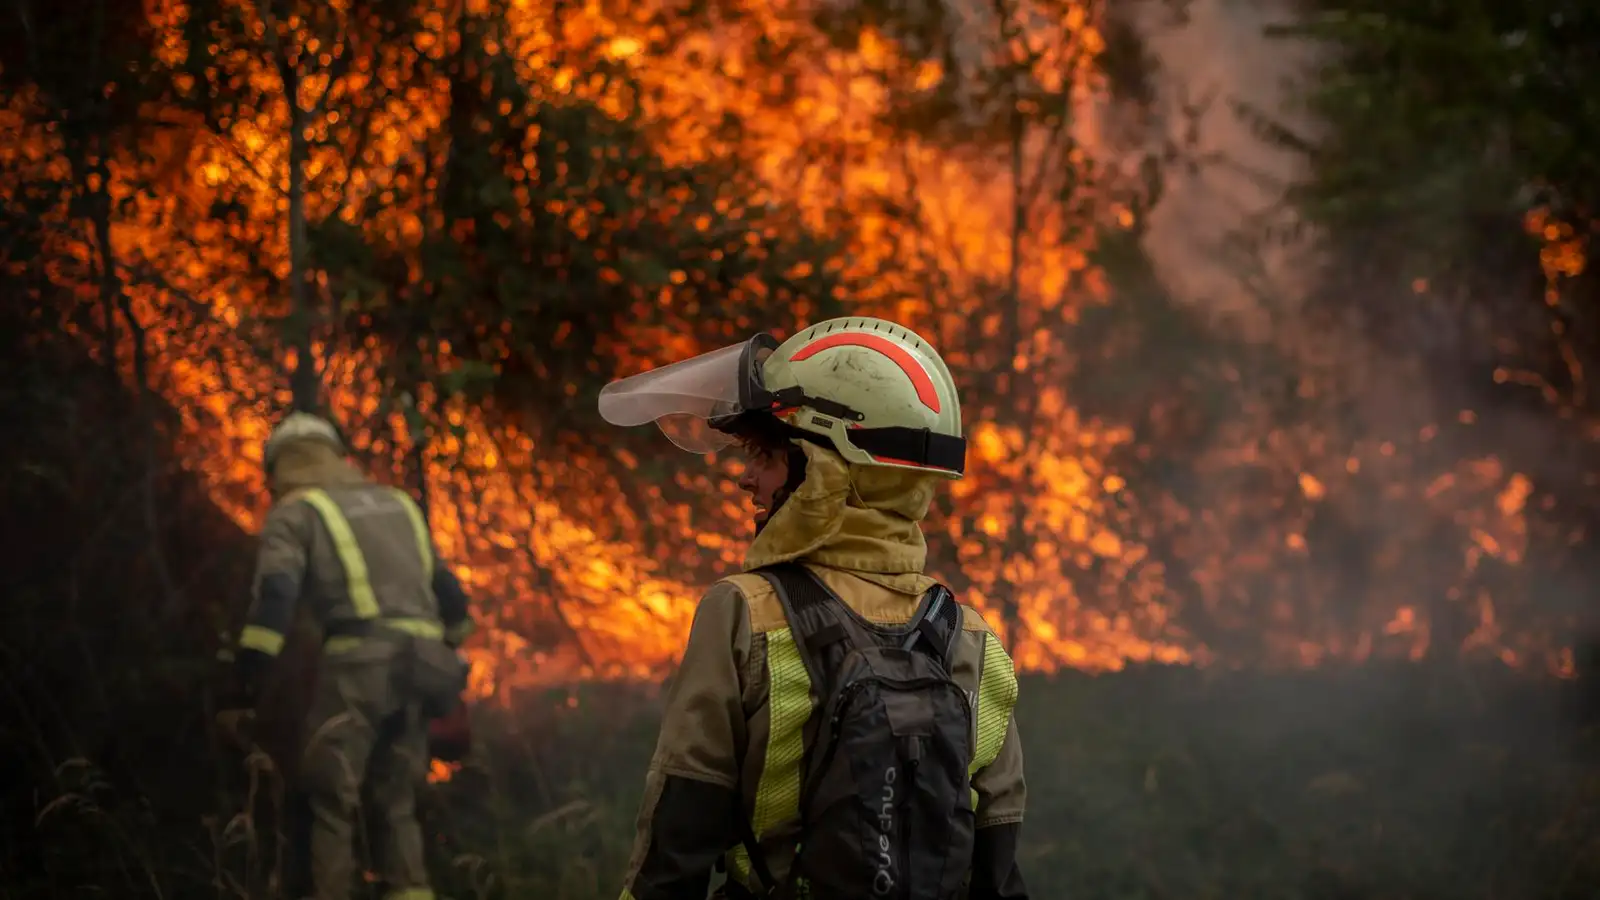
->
[263,411,344,472]
[598,317,966,477]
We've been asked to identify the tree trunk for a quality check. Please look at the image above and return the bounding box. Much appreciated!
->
[261,0,320,414]
[82,131,179,621]
[286,100,319,413]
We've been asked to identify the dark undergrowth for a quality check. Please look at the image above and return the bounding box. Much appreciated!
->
[7,655,1599,900]
[430,663,1600,900]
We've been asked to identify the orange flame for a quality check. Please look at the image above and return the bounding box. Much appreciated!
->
[4,0,1579,703]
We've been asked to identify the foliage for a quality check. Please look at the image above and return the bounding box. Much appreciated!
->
[0,296,255,897]
[1256,0,1600,651]
[2,0,873,674]
[1274,1,1600,251]
[3,0,1193,680]
[1026,0,1600,675]
[1269,0,1599,436]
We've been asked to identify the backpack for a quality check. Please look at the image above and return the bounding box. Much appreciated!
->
[741,562,976,900]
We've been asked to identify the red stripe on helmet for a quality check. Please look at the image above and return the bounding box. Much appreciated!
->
[787,332,941,413]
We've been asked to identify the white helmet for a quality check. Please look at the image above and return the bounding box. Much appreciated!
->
[263,411,344,472]
[598,317,966,477]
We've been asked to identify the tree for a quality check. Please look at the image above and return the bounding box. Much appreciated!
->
[6,0,860,677]
[1262,0,1600,667]
[4,0,192,612]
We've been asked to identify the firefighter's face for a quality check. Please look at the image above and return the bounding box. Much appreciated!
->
[737,442,791,528]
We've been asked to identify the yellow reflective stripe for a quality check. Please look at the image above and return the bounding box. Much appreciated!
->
[619,891,636,900]
[381,889,434,900]
[969,633,1018,774]
[239,624,286,656]
[299,488,381,620]
[323,618,444,655]
[968,632,1019,808]
[324,636,362,655]
[730,627,813,883]
[755,629,813,828]
[444,618,477,646]
[391,488,433,581]
[386,617,444,639]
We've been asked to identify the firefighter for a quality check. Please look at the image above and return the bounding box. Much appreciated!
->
[217,411,476,900]
[599,317,1030,899]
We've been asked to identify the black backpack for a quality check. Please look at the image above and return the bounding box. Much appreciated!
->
[741,562,976,900]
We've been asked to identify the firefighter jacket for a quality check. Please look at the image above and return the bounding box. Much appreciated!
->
[620,440,1029,900]
[231,440,475,701]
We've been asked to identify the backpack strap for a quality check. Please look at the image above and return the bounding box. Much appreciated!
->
[735,813,778,899]
[904,583,964,671]
[756,562,852,694]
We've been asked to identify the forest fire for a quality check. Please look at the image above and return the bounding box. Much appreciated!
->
[5,0,1580,703]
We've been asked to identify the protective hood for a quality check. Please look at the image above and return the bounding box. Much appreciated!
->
[743,440,940,588]
[268,440,365,497]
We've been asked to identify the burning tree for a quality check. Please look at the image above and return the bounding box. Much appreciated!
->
[3,0,1590,700]
[8,0,1189,692]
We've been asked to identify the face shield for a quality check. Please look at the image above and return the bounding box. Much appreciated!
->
[598,334,780,453]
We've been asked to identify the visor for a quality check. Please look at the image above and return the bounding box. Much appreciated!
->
[597,335,779,453]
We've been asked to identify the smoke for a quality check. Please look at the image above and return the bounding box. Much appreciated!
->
[1055,7,1599,895]
[1089,0,1599,664]
[1122,0,1323,333]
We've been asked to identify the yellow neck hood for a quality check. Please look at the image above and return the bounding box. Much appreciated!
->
[743,441,941,589]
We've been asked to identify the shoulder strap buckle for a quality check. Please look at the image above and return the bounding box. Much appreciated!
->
[903,583,963,669]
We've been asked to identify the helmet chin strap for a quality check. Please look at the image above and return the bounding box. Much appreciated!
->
[752,444,811,537]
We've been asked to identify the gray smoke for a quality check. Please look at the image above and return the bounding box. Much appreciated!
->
[1106,0,1323,337]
